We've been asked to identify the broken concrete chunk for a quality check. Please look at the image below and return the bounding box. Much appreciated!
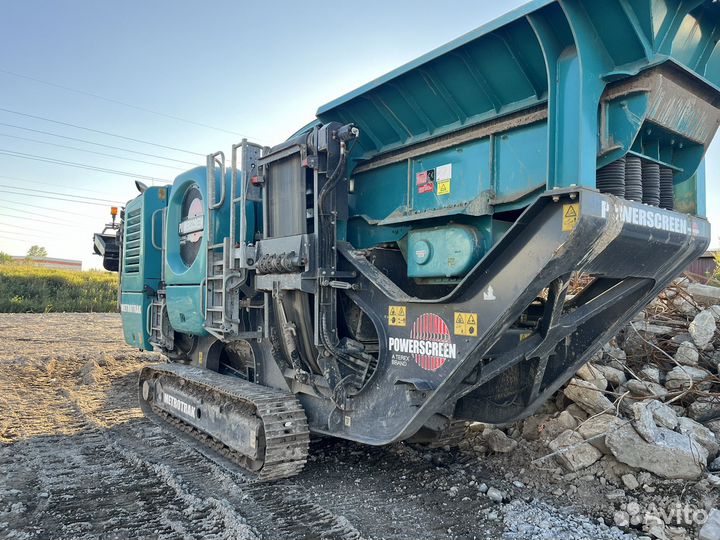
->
[563,378,614,416]
[674,341,699,366]
[626,379,669,400]
[483,428,518,453]
[607,423,708,480]
[548,429,602,472]
[687,283,720,307]
[646,400,678,430]
[631,402,659,443]
[576,363,607,390]
[688,399,720,423]
[594,364,627,387]
[577,414,625,455]
[690,310,717,349]
[676,416,719,458]
[665,365,711,392]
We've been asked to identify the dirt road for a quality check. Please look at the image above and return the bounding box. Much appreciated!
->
[0,314,637,540]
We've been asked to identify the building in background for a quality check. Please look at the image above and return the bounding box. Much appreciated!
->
[11,256,82,271]
[686,251,718,283]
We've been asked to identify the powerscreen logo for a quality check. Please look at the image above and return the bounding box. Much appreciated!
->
[388,313,456,372]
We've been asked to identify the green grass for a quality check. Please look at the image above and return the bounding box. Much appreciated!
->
[0,265,118,313]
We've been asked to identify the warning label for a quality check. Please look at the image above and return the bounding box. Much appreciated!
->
[418,182,435,194]
[388,305,407,327]
[437,180,451,195]
[562,203,579,231]
[454,312,478,337]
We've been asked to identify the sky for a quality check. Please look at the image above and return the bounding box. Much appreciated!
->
[0,0,718,270]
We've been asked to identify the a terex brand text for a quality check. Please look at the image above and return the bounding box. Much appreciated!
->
[600,200,688,234]
[388,337,457,359]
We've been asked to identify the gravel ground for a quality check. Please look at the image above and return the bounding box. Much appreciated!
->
[0,313,651,539]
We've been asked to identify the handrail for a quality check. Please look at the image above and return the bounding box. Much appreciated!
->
[207,151,226,210]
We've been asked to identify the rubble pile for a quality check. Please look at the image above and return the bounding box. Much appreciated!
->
[461,278,720,539]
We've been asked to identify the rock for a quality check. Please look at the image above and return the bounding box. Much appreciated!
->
[521,414,550,441]
[688,283,720,307]
[632,401,659,443]
[79,359,99,385]
[622,473,640,490]
[633,321,674,335]
[486,487,503,503]
[665,365,711,391]
[640,365,662,384]
[577,413,625,455]
[677,417,719,457]
[690,310,717,348]
[606,423,708,480]
[565,404,589,421]
[710,305,720,321]
[548,429,602,472]
[671,332,694,345]
[564,378,614,415]
[478,482,488,493]
[595,364,627,387]
[626,501,641,516]
[626,379,669,400]
[674,341,699,366]
[576,363,607,390]
[614,510,630,527]
[700,508,720,540]
[484,428,518,453]
[688,399,720,423]
[646,400,678,430]
[673,295,699,315]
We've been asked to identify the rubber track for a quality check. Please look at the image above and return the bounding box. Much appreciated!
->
[139,363,310,483]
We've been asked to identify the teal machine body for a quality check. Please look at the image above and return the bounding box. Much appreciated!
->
[100,0,720,459]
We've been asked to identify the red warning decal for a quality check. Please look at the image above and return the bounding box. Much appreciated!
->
[388,313,456,372]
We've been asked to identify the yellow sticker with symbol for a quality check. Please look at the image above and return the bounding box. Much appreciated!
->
[388,305,407,327]
[454,312,478,336]
[562,203,579,232]
[437,180,451,195]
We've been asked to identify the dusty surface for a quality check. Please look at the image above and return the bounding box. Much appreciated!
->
[0,314,650,540]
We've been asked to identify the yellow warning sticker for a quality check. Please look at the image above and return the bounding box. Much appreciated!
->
[388,305,407,327]
[562,203,580,232]
[454,312,478,336]
[519,332,532,342]
[437,180,451,195]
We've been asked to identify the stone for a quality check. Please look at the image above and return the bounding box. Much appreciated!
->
[688,399,720,423]
[640,365,662,384]
[687,283,720,307]
[699,508,720,540]
[690,310,717,349]
[577,413,625,455]
[674,341,699,366]
[548,429,602,472]
[595,364,627,387]
[646,400,679,430]
[633,321,674,335]
[564,378,614,416]
[626,379,669,400]
[710,305,720,321]
[621,473,640,490]
[673,296,699,315]
[665,365,711,392]
[606,423,708,480]
[565,404,589,421]
[576,363,607,390]
[676,417,719,458]
[626,501,641,516]
[614,510,630,527]
[486,487,503,503]
[521,414,550,441]
[632,401,659,443]
[484,428,518,453]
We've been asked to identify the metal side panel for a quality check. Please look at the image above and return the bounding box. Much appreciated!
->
[298,188,710,445]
